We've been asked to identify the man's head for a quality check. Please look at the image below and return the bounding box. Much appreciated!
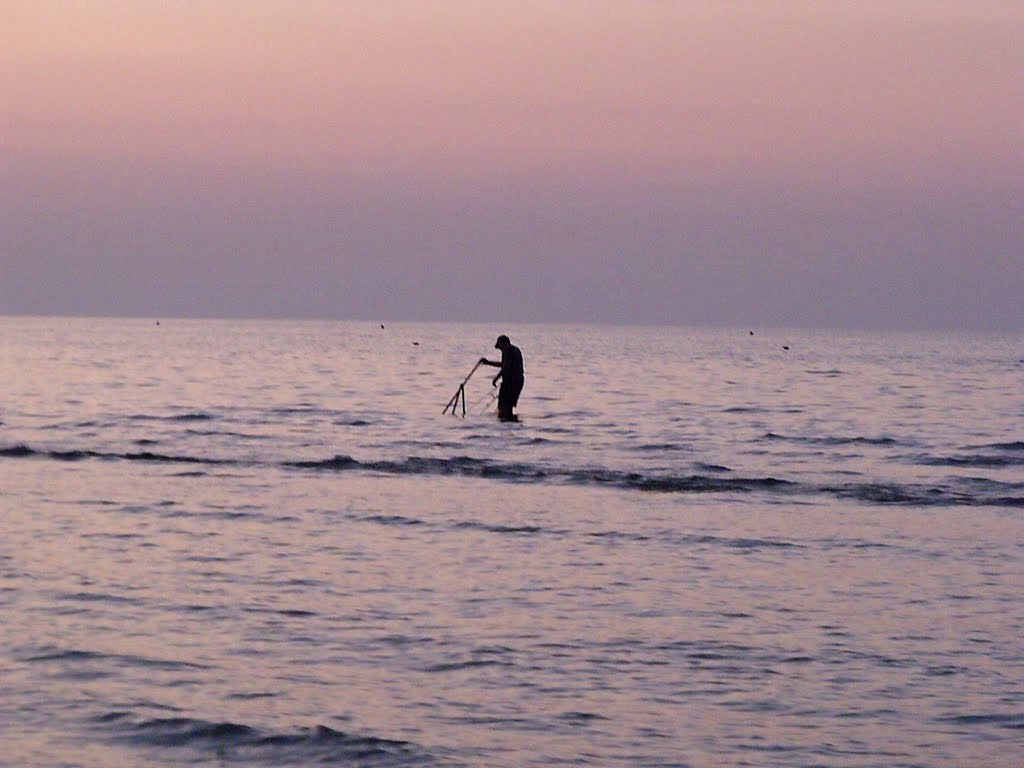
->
[495,335,510,350]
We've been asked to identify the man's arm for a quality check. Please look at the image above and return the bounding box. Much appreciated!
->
[478,358,502,386]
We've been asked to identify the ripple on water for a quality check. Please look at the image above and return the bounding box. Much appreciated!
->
[98,714,433,766]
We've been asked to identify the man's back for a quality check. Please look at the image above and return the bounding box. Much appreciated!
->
[502,344,524,382]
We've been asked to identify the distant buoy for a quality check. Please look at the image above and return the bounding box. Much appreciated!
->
[782,345,790,350]
[380,324,385,329]
[412,342,420,346]
[749,330,753,335]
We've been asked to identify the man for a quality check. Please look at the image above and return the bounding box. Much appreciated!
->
[480,335,524,422]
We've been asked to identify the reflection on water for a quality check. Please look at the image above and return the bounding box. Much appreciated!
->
[1,318,1023,767]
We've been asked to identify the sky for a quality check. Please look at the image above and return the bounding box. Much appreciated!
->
[2,1,1022,330]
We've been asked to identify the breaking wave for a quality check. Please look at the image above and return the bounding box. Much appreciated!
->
[100,713,434,766]
[288,453,792,495]
[5,442,1022,508]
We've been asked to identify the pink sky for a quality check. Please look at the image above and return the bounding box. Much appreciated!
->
[3,2,1022,328]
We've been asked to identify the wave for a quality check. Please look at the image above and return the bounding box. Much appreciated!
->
[0,444,36,458]
[453,520,553,535]
[763,433,899,446]
[422,658,511,673]
[124,450,231,464]
[5,442,1022,508]
[25,647,208,671]
[635,442,692,452]
[288,454,361,470]
[684,534,801,550]
[825,483,932,505]
[917,453,1024,468]
[693,462,732,473]
[101,714,433,765]
[613,473,793,494]
[985,496,1024,508]
[559,711,609,722]
[1,444,235,465]
[981,441,1024,451]
[289,455,551,483]
[936,713,1024,729]
[289,453,791,495]
[128,412,215,422]
[185,428,269,440]
[361,513,428,527]
[821,481,1024,508]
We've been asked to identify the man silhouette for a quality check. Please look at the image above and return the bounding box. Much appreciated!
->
[480,335,524,422]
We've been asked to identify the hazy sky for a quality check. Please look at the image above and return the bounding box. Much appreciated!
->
[3,1,1022,329]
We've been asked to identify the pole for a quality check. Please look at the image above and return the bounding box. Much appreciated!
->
[443,360,483,416]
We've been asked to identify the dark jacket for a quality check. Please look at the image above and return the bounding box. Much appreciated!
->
[501,344,524,383]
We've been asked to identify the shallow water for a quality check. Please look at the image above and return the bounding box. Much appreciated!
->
[2,317,1023,766]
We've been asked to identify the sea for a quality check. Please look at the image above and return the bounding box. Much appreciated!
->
[2,316,1022,768]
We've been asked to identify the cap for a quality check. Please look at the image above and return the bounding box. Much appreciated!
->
[495,335,510,349]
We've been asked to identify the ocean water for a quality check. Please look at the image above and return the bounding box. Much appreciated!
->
[2,316,1022,768]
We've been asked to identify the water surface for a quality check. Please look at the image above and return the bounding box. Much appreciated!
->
[2,318,1022,766]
